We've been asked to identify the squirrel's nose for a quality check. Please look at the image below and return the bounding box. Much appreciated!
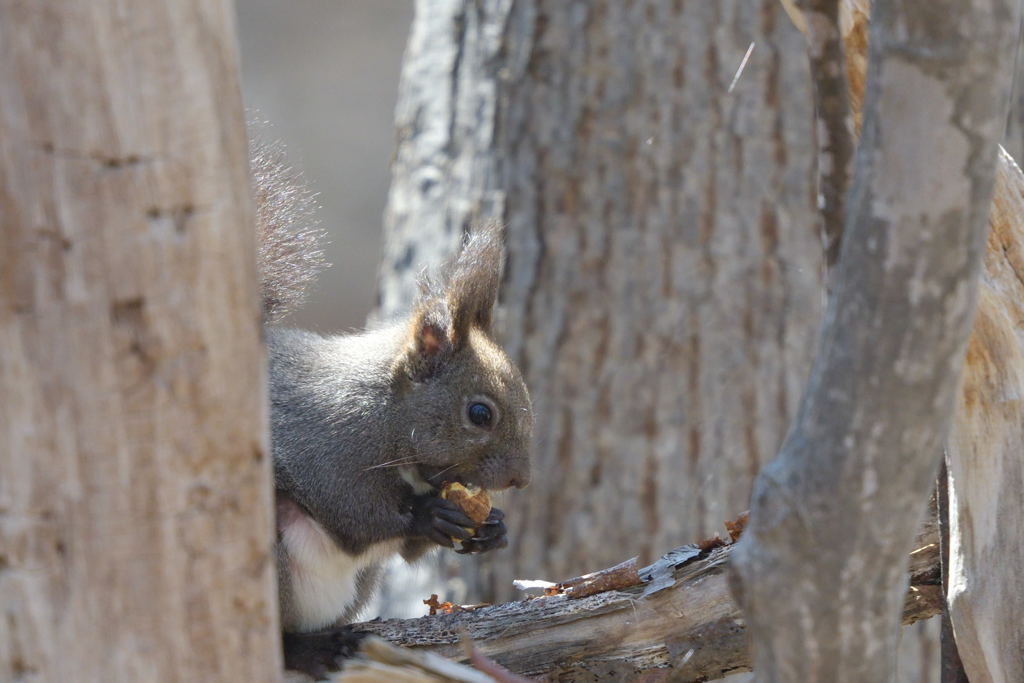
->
[506,467,531,489]
[499,453,531,490]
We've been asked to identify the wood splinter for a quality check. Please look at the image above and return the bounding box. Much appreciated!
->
[555,557,643,599]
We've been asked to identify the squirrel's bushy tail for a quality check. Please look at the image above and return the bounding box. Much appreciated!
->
[250,130,328,323]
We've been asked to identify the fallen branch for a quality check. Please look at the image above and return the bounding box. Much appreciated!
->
[351,517,939,681]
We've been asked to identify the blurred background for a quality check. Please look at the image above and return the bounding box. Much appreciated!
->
[237,0,413,332]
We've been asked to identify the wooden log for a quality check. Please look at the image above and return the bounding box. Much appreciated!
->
[349,520,940,682]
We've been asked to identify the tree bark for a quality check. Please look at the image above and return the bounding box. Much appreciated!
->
[377,0,825,615]
[731,0,1020,681]
[0,2,280,681]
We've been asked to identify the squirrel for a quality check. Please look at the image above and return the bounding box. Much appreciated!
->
[251,138,533,677]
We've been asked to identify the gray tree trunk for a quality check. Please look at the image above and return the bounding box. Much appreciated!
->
[376,0,937,679]
[379,0,823,591]
[730,0,1020,681]
[0,1,281,680]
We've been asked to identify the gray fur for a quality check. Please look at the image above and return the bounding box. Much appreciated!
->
[254,125,531,643]
[267,226,532,635]
[251,133,328,323]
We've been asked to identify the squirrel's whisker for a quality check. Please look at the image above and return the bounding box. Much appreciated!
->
[429,463,460,480]
[362,457,423,472]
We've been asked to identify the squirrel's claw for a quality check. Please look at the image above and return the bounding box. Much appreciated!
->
[411,495,475,548]
[435,518,475,542]
[456,508,508,554]
[431,499,479,528]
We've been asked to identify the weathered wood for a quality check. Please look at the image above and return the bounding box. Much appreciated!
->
[350,525,940,682]
[937,461,969,683]
[782,2,1024,679]
[0,1,280,681]
[731,0,1020,680]
[945,146,1024,683]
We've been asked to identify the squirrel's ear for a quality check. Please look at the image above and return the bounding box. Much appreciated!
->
[447,220,504,342]
[404,297,453,381]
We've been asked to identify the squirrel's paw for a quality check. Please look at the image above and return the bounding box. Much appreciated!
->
[282,626,366,679]
[456,508,508,554]
[410,495,476,548]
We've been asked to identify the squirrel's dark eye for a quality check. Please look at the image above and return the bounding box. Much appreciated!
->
[467,402,493,428]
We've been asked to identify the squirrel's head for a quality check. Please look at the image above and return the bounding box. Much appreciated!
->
[394,223,533,492]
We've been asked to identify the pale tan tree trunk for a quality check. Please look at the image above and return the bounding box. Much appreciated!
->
[0,2,281,681]
[945,148,1024,683]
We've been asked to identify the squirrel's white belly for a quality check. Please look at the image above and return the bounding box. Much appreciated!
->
[281,510,400,632]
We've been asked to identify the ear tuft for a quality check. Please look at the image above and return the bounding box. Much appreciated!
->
[447,220,504,341]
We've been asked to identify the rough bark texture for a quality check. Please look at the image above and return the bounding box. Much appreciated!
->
[378,0,824,608]
[731,0,1020,681]
[348,525,941,682]
[0,2,280,681]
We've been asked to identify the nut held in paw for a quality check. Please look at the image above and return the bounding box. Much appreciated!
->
[441,482,492,526]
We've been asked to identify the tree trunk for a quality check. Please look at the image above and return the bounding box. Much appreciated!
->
[944,148,1024,683]
[730,0,1019,681]
[0,2,281,681]
[377,0,947,678]
[379,0,824,597]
